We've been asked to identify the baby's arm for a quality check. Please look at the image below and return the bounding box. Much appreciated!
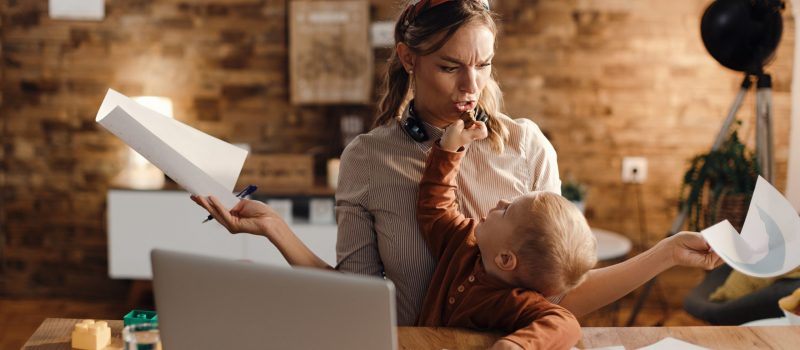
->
[500,302,581,350]
[416,120,487,256]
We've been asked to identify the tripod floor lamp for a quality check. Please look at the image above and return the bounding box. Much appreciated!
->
[626,0,785,326]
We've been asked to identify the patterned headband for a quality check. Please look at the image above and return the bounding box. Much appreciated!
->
[401,0,491,30]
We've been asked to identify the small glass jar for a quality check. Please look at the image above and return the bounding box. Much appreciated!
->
[122,322,161,350]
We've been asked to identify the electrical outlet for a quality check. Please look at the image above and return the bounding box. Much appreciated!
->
[622,157,648,183]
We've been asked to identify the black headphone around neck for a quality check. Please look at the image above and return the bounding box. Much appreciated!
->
[402,101,489,143]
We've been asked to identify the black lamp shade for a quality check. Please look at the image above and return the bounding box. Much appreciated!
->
[701,0,784,73]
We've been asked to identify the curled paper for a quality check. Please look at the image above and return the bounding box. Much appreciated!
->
[96,89,247,208]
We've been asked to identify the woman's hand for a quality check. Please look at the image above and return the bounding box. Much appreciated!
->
[659,231,722,270]
[191,195,284,238]
[441,119,488,152]
[488,339,523,350]
[192,195,333,270]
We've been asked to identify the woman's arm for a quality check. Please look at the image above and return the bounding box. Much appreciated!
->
[334,138,384,277]
[335,201,384,276]
[193,195,333,270]
[559,232,721,316]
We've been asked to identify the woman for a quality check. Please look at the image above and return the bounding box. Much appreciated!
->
[194,0,720,327]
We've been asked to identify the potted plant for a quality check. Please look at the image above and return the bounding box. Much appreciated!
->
[679,126,759,231]
[562,179,588,213]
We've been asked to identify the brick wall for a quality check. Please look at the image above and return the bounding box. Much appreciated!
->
[0,0,794,298]
[495,0,794,247]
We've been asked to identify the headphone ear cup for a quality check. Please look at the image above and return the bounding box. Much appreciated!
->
[475,108,489,123]
[403,116,429,142]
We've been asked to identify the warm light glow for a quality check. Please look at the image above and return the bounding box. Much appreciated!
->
[115,96,174,189]
[132,96,174,119]
[128,96,174,167]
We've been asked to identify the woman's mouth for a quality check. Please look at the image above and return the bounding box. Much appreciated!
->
[454,101,476,112]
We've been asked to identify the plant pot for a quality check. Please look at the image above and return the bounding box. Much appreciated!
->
[706,192,751,232]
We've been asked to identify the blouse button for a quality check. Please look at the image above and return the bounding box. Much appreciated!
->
[468,275,475,282]
[448,297,455,304]
[457,285,465,293]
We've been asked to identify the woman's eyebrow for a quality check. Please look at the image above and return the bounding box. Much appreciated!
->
[439,54,495,65]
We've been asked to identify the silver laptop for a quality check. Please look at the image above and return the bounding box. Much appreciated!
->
[151,249,397,350]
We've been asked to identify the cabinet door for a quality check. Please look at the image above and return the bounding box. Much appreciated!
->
[243,223,337,267]
[108,190,245,279]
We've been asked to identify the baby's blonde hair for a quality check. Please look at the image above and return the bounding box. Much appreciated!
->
[510,192,597,297]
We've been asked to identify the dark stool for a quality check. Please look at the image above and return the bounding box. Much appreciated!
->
[683,264,800,325]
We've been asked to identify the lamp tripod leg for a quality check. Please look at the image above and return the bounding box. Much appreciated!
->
[756,73,774,183]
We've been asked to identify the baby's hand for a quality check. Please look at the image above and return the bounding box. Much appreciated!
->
[441,117,488,152]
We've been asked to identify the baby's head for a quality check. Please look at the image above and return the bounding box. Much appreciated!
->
[475,191,597,297]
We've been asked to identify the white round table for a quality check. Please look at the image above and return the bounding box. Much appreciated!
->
[740,317,788,326]
[591,227,633,261]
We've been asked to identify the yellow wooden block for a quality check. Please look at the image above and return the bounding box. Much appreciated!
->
[71,319,111,350]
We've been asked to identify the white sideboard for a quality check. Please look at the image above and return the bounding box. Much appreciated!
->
[107,189,337,279]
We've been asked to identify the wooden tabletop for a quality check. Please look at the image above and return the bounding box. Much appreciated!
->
[23,318,800,349]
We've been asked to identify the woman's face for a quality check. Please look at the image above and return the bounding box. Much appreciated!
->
[405,22,495,127]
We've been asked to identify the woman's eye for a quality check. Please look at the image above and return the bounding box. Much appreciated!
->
[479,62,492,69]
[440,66,458,73]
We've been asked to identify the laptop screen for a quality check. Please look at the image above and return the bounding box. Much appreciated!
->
[151,249,397,350]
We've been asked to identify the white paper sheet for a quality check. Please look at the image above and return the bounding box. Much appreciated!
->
[636,337,709,350]
[96,89,247,209]
[701,176,800,278]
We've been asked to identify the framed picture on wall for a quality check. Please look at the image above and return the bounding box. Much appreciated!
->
[289,1,372,105]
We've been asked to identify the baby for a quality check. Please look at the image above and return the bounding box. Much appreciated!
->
[416,118,598,350]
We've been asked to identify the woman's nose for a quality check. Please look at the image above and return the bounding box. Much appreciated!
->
[459,68,479,94]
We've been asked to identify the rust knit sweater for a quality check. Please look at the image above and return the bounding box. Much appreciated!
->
[416,144,581,350]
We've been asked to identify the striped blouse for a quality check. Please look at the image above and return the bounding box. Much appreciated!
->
[335,106,561,326]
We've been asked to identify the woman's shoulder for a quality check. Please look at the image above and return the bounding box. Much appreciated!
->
[494,113,551,148]
[496,113,544,134]
[341,122,402,162]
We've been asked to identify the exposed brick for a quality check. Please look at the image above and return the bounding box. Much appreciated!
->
[221,84,265,101]
[194,96,221,121]
[0,0,795,300]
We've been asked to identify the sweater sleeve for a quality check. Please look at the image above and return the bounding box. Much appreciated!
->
[500,291,581,350]
[416,143,477,258]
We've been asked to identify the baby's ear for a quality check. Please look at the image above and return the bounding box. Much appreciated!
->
[494,250,518,271]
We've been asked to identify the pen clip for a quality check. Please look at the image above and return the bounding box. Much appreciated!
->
[236,184,258,198]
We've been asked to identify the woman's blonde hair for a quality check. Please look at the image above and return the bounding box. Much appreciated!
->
[511,192,598,297]
[374,0,508,153]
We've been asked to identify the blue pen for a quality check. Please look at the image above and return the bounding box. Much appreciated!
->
[202,185,258,223]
